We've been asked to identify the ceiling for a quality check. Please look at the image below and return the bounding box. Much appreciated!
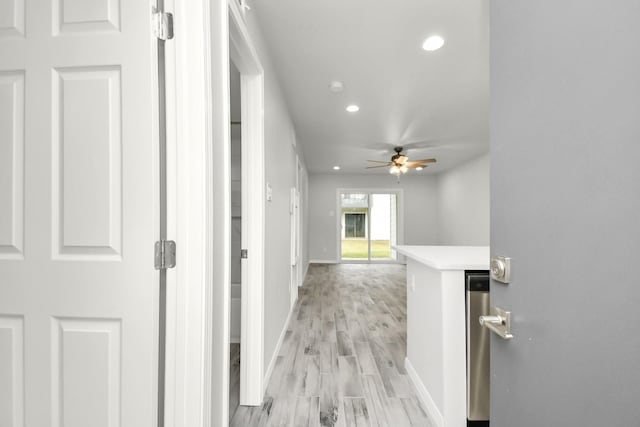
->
[252,0,489,175]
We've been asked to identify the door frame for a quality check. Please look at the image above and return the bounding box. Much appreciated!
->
[230,0,266,412]
[290,155,303,306]
[164,0,214,426]
[336,188,404,263]
[229,0,267,408]
[153,0,265,425]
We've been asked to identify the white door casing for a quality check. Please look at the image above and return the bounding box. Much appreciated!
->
[229,0,266,408]
[0,2,160,426]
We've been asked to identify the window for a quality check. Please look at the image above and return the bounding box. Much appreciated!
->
[344,213,366,238]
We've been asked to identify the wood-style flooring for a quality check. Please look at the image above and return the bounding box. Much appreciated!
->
[230,263,434,427]
[230,343,241,420]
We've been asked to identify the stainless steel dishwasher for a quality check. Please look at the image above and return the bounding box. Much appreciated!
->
[465,271,490,426]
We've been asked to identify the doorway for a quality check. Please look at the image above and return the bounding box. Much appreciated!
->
[289,156,302,308]
[227,0,266,412]
[339,190,401,262]
[228,58,242,421]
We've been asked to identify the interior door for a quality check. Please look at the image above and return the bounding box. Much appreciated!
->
[490,1,640,426]
[0,2,160,426]
[290,187,299,307]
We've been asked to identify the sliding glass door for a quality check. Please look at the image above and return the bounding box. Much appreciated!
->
[340,191,398,262]
[369,193,397,260]
[340,193,369,260]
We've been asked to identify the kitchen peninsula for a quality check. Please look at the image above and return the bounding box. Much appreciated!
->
[394,245,490,427]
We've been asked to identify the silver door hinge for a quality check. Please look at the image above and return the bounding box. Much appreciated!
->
[153,8,174,41]
[241,249,248,259]
[155,240,176,270]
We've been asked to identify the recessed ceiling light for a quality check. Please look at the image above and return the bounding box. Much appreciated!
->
[416,166,424,171]
[329,81,344,92]
[422,35,445,51]
[346,105,360,113]
[333,166,341,170]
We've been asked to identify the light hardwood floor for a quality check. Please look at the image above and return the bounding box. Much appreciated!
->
[230,263,434,427]
[230,343,241,420]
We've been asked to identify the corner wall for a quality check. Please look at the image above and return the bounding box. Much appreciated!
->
[242,11,308,377]
[436,154,490,245]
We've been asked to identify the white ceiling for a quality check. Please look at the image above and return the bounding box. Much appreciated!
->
[252,0,489,175]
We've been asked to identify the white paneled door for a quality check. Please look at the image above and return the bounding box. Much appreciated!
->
[0,1,159,427]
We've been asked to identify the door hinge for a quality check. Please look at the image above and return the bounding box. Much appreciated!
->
[152,8,174,41]
[241,249,248,259]
[155,240,176,270]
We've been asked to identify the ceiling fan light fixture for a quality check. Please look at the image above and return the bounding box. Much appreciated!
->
[422,35,445,51]
[389,165,400,175]
[400,165,409,174]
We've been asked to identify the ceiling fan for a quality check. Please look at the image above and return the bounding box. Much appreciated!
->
[367,146,436,175]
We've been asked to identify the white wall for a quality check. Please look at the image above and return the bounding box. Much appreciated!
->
[436,154,489,245]
[308,174,438,261]
[242,12,309,375]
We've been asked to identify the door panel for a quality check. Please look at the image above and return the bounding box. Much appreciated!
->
[53,66,122,258]
[0,315,24,426]
[0,0,25,38]
[0,71,24,259]
[491,1,640,425]
[52,318,121,427]
[370,193,396,260]
[0,1,158,426]
[340,193,369,260]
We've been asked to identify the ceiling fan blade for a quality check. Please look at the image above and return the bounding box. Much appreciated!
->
[407,164,429,169]
[366,165,390,169]
[409,159,437,164]
[367,160,391,164]
[401,136,479,151]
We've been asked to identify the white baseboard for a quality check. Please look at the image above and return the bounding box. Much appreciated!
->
[263,298,297,394]
[405,357,444,427]
[309,259,337,264]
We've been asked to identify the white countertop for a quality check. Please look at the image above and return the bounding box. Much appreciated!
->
[394,245,490,271]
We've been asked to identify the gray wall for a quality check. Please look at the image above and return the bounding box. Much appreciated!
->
[243,12,309,374]
[437,153,489,245]
[491,1,640,425]
[308,174,439,261]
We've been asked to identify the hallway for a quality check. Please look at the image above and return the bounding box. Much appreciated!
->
[231,264,433,427]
